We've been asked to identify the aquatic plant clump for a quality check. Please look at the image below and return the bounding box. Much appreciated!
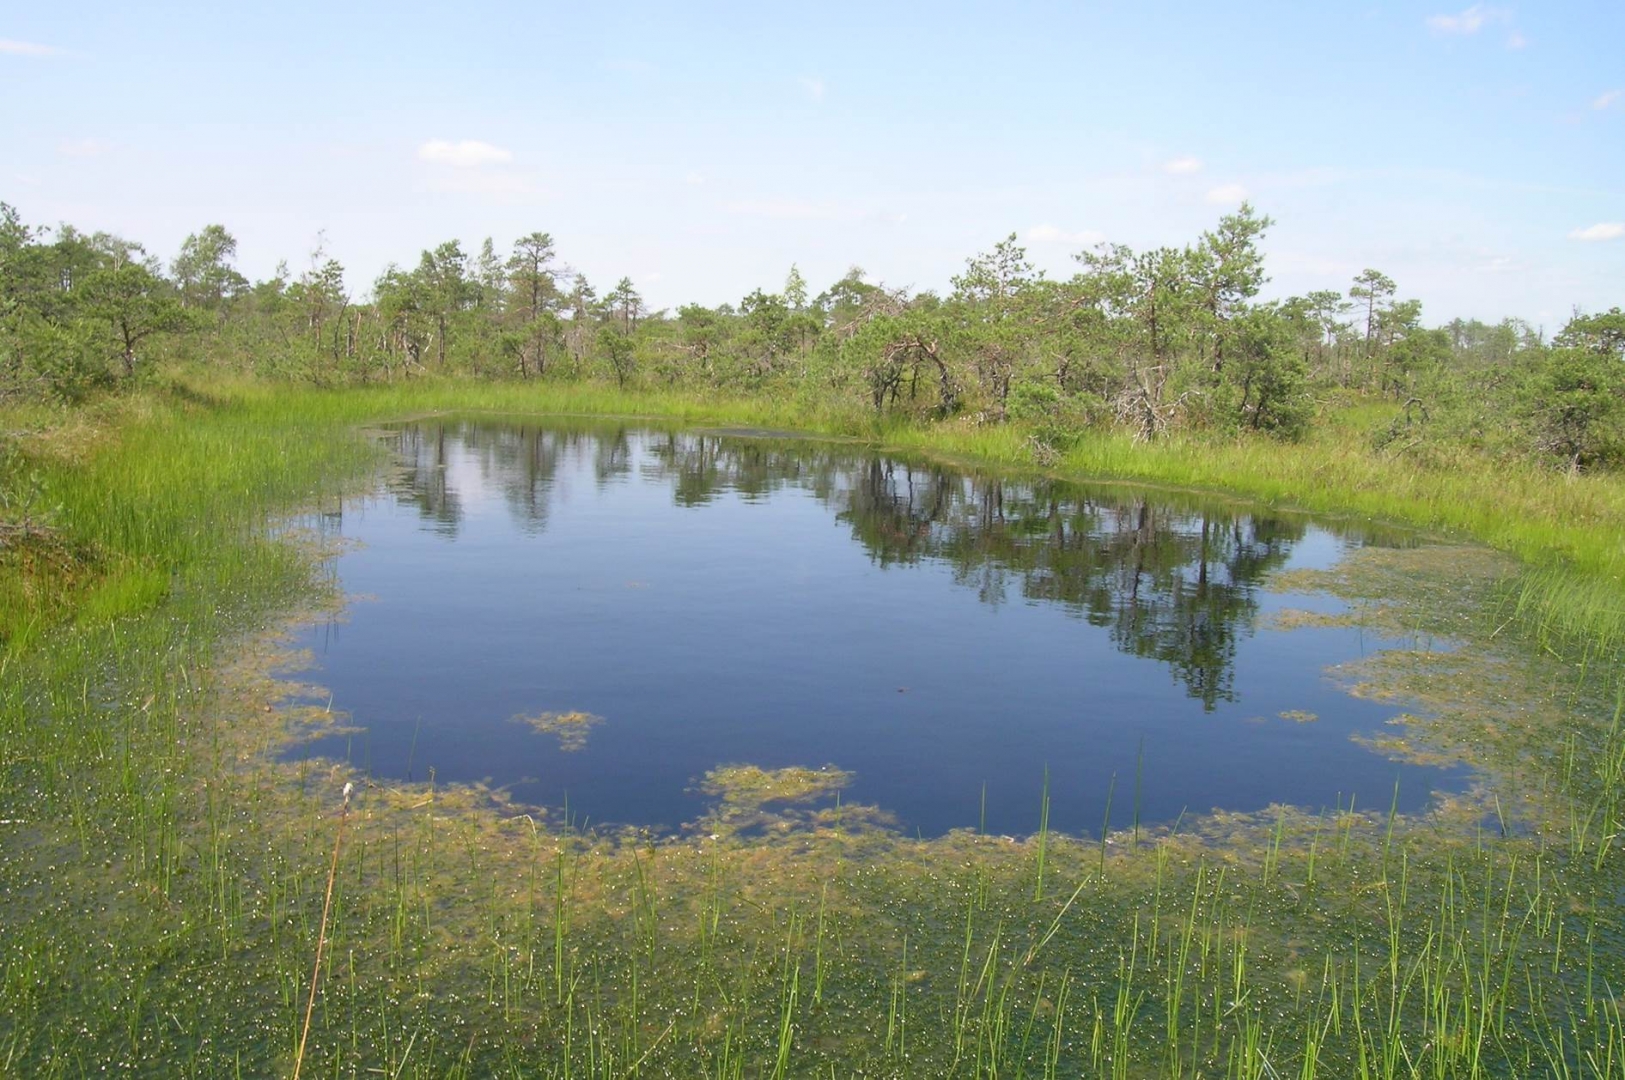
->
[512,709,604,752]
[700,763,854,807]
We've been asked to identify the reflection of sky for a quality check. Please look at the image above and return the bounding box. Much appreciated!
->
[442,451,492,515]
[290,424,1468,838]
[1277,529,1353,574]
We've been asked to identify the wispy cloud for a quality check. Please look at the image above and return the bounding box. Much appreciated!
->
[1425,5,1507,35]
[1569,222,1624,242]
[0,38,61,56]
[57,137,112,158]
[1025,224,1105,246]
[683,170,706,186]
[797,76,826,102]
[416,139,540,200]
[603,57,656,75]
[1163,156,1203,175]
[1505,31,1527,49]
[417,139,513,168]
[1203,183,1249,206]
[1593,89,1623,111]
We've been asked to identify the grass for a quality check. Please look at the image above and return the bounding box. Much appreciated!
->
[0,373,1623,1074]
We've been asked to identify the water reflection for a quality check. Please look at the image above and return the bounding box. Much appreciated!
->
[387,421,1300,707]
[289,419,1458,836]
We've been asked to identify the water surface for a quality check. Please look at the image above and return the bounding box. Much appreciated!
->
[286,419,1467,836]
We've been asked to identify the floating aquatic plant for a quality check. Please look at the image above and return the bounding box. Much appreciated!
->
[512,709,604,752]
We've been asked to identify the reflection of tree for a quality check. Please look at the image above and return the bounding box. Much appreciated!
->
[388,423,1308,705]
[592,428,633,487]
[390,425,463,535]
[829,461,1303,707]
[644,433,822,506]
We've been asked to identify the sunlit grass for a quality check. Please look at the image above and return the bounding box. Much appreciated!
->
[1,374,1623,1074]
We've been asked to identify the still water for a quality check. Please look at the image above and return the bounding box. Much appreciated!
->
[285,419,1467,837]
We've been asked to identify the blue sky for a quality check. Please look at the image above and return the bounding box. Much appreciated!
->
[3,1,1620,329]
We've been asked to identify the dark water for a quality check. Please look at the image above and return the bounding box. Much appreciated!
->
[286,419,1468,837]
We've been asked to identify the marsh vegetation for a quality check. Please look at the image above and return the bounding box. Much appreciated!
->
[0,384,1619,1076]
[2,204,1625,1075]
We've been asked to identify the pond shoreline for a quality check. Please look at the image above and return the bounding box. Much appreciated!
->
[2,379,1622,1075]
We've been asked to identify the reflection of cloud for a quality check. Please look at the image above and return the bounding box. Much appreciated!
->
[1425,5,1506,34]
[798,76,826,101]
[58,138,112,158]
[1163,156,1202,175]
[1025,223,1105,246]
[1593,89,1623,111]
[1569,222,1624,242]
[1204,183,1248,206]
[0,38,62,56]
[417,139,513,168]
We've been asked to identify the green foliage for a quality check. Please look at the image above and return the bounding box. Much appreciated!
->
[1221,306,1312,438]
[1555,306,1625,358]
[1525,347,1625,469]
[597,323,636,388]
[171,224,247,313]
[0,200,1618,487]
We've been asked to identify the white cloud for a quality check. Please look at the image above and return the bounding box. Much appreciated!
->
[1025,223,1105,246]
[1593,89,1623,111]
[1425,5,1506,34]
[57,138,111,158]
[683,170,706,186]
[798,76,826,102]
[417,139,513,168]
[643,272,663,284]
[1569,222,1624,242]
[0,38,61,56]
[1163,156,1203,175]
[1505,31,1527,49]
[1203,183,1249,206]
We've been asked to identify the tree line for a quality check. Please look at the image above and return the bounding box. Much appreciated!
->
[2,200,1622,468]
